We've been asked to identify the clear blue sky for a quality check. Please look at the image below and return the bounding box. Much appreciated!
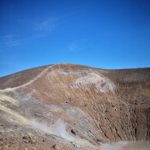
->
[0,0,150,77]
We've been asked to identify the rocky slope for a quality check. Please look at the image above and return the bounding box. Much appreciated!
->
[0,64,150,150]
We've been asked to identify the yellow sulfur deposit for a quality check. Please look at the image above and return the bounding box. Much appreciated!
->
[0,105,28,124]
[0,94,18,106]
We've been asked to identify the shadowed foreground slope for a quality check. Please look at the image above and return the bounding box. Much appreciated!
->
[0,64,150,150]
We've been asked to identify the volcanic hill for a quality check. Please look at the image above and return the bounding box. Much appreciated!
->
[0,64,150,150]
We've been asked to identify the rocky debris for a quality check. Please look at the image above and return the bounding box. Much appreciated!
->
[22,133,36,144]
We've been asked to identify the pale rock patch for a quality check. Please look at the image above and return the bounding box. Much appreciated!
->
[71,73,115,93]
